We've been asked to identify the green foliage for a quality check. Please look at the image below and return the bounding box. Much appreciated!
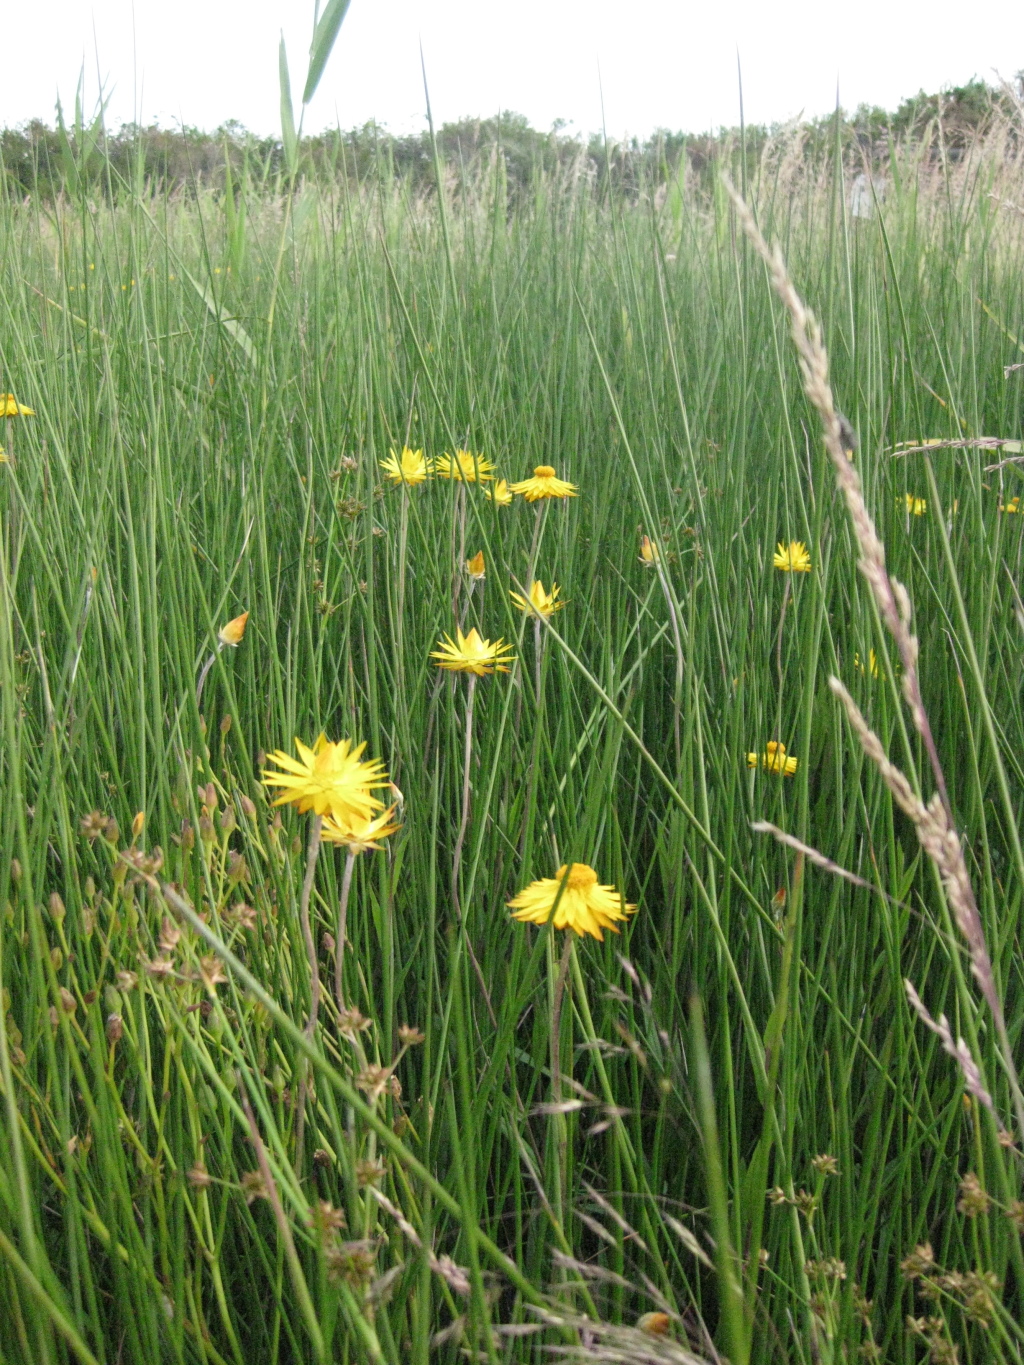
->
[0,109,1023,1365]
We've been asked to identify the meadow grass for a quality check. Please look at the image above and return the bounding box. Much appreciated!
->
[0,120,1023,1364]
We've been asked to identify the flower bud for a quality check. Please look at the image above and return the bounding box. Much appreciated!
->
[106,1014,123,1042]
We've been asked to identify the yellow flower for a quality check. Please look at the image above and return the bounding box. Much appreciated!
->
[508,862,636,941]
[262,735,388,824]
[1000,496,1020,514]
[639,534,660,565]
[320,804,401,854]
[485,479,514,505]
[746,741,798,776]
[773,541,812,572]
[510,580,565,619]
[0,394,34,416]
[218,611,249,647]
[854,649,881,679]
[0,447,7,463]
[903,494,927,516]
[430,626,515,676]
[466,550,486,581]
[380,447,430,485]
[509,465,577,501]
[434,450,495,483]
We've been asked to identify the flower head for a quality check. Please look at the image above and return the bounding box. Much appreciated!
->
[321,805,401,854]
[434,450,495,483]
[0,395,34,417]
[508,862,636,941]
[639,535,660,566]
[773,541,812,573]
[510,580,566,619]
[430,626,515,676]
[262,735,388,823]
[509,465,577,502]
[854,649,881,679]
[485,479,514,506]
[747,741,798,776]
[380,447,430,486]
[1000,496,1020,514]
[466,550,486,581]
[218,611,249,647]
[902,494,927,516]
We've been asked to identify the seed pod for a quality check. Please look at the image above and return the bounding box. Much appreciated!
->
[106,1014,123,1043]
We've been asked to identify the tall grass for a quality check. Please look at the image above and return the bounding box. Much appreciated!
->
[0,116,1023,1364]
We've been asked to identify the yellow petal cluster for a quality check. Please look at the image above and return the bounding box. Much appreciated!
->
[466,550,486,580]
[747,741,798,776]
[485,479,514,505]
[510,580,565,619]
[902,494,927,516]
[218,611,249,647]
[380,447,431,485]
[321,805,401,854]
[430,626,515,676]
[0,394,34,416]
[773,540,812,572]
[508,862,635,941]
[638,535,660,565]
[510,465,577,501]
[434,450,495,483]
[1000,496,1020,514]
[262,735,388,823]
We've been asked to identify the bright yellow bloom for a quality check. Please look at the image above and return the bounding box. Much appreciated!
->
[434,450,495,483]
[773,541,812,572]
[485,479,514,505]
[639,534,660,565]
[0,447,7,463]
[218,611,249,647]
[0,395,34,417]
[903,494,927,516]
[262,735,388,823]
[1000,496,1020,514]
[320,804,401,854]
[380,447,430,485]
[508,862,636,941]
[510,580,566,619]
[747,741,798,776]
[854,649,881,679]
[509,465,577,501]
[431,626,515,676]
[466,550,486,580]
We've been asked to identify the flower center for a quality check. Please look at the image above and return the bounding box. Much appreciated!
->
[535,465,556,478]
[557,862,598,891]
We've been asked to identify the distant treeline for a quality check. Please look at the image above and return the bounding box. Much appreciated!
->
[1,75,1020,201]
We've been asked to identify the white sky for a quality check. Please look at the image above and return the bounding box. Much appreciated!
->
[1,0,1021,140]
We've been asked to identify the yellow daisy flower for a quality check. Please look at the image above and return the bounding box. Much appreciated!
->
[509,465,577,501]
[0,394,34,417]
[466,550,486,581]
[508,862,636,941]
[902,494,927,516]
[380,447,430,485]
[1000,496,1020,514]
[320,805,401,854]
[510,580,566,619]
[773,541,812,572]
[638,534,660,565]
[746,741,798,776]
[485,479,514,505]
[218,611,249,647]
[434,450,495,483]
[430,626,515,676]
[262,735,388,823]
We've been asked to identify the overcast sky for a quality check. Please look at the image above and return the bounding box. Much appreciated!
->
[1,0,1021,140]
